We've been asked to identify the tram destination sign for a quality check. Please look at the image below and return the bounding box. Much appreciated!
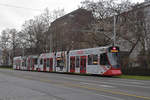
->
[111,49,118,52]
[108,46,119,53]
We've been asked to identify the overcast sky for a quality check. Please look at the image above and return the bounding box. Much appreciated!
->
[0,0,144,33]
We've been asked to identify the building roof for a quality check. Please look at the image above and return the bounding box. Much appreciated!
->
[134,0,150,9]
[51,8,93,24]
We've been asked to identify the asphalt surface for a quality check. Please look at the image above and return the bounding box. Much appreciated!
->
[0,69,150,100]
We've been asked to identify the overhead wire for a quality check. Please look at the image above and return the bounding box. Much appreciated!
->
[0,3,42,11]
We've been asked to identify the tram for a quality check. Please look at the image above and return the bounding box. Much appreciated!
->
[13,46,122,76]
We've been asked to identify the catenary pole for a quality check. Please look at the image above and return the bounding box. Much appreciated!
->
[113,15,116,46]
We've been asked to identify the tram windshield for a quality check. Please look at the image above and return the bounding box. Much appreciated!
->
[107,46,120,68]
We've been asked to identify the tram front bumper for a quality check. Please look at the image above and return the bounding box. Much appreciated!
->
[103,69,122,76]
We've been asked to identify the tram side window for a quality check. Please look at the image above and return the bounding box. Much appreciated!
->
[30,59,32,66]
[76,56,80,67]
[18,61,21,67]
[93,55,98,65]
[70,58,73,68]
[88,55,92,65]
[24,59,26,67]
[17,61,19,66]
[50,59,53,68]
[13,60,15,65]
[15,61,18,66]
[19,61,21,66]
[22,61,25,66]
[46,58,50,67]
[34,58,38,65]
[100,53,109,65]
[16,61,18,66]
[40,59,43,65]
[18,61,21,66]
[57,57,64,67]
[88,55,98,65]
[57,58,60,66]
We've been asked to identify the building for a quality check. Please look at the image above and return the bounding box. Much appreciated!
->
[48,1,150,67]
[49,8,95,52]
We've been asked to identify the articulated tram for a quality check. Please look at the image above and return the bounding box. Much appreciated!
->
[13,46,122,76]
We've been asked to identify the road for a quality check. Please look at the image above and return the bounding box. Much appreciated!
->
[0,69,150,100]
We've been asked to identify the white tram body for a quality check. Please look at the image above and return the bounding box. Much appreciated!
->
[69,47,109,74]
[26,55,38,71]
[38,53,54,72]
[13,46,122,76]
[13,56,22,70]
[55,51,67,72]
[20,56,27,70]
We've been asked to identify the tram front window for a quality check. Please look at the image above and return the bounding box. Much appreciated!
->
[107,46,120,69]
[107,52,120,68]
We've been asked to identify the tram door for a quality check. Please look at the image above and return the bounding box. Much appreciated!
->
[70,56,75,73]
[80,56,86,74]
[43,59,47,71]
[50,58,53,72]
[27,58,30,70]
[32,59,34,71]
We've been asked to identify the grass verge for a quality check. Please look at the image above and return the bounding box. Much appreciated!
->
[115,75,150,80]
[1,67,150,80]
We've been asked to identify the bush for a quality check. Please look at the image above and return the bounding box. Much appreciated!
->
[137,50,150,69]
[0,65,13,69]
[122,67,150,76]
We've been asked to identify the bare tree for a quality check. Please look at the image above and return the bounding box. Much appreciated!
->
[0,29,10,50]
[80,0,150,68]
[0,29,10,64]
[0,28,19,64]
[80,0,135,46]
[9,29,20,57]
[81,0,133,20]
[20,8,65,54]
